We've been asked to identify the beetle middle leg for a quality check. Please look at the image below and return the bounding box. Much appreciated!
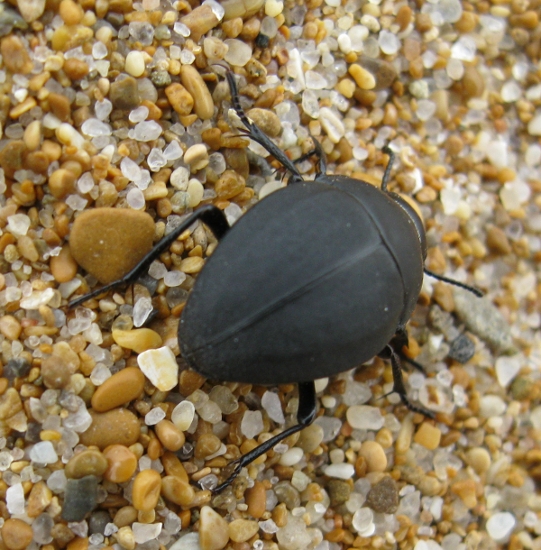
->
[69,204,230,308]
[379,344,435,418]
[213,381,317,493]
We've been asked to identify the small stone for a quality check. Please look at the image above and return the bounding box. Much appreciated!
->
[323,463,355,479]
[137,346,179,391]
[48,92,71,122]
[347,405,384,430]
[91,367,145,412]
[245,481,266,518]
[327,479,352,507]
[155,419,185,451]
[103,444,138,483]
[348,63,376,90]
[70,208,155,284]
[1,35,33,74]
[495,355,522,388]
[165,83,194,116]
[184,143,209,170]
[224,38,253,66]
[276,515,311,550]
[65,449,108,479]
[199,506,229,550]
[132,469,162,511]
[161,475,195,506]
[171,400,196,431]
[413,422,441,450]
[109,76,141,110]
[465,448,491,474]
[59,0,84,24]
[486,225,512,255]
[27,481,52,518]
[80,409,141,449]
[451,479,477,509]
[1,518,34,550]
[180,65,215,120]
[297,423,324,452]
[125,51,146,77]
[246,108,282,137]
[195,433,221,459]
[486,512,516,542]
[229,519,259,543]
[215,169,245,199]
[357,56,397,90]
[50,244,78,283]
[448,334,475,363]
[112,328,162,353]
[366,477,399,514]
[359,441,387,472]
[61,475,99,521]
[180,4,221,42]
[0,315,22,340]
[41,354,71,389]
[17,0,45,22]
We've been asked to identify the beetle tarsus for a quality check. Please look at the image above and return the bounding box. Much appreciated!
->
[68,204,230,308]
[381,145,395,192]
[213,381,317,493]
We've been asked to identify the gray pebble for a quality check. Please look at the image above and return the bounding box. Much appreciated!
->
[448,334,476,364]
[61,475,99,522]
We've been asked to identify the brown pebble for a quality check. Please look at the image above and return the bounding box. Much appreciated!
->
[195,433,221,459]
[228,519,259,543]
[1,36,33,74]
[486,225,512,255]
[161,475,195,506]
[27,481,53,518]
[461,65,485,98]
[180,65,215,120]
[245,481,266,518]
[357,56,397,90]
[0,140,27,177]
[91,367,145,412]
[246,108,282,137]
[215,170,245,199]
[41,354,72,389]
[48,92,72,122]
[64,58,89,80]
[132,469,162,511]
[179,369,206,396]
[114,505,138,527]
[50,244,78,283]
[109,76,141,110]
[327,479,351,507]
[180,4,220,42]
[103,444,138,483]
[165,83,194,116]
[1,519,33,550]
[70,208,155,284]
[49,168,77,199]
[0,315,22,341]
[65,449,108,479]
[59,0,85,24]
[199,506,229,550]
[366,476,399,514]
[155,420,185,451]
[80,409,141,449]
[450,479,477,508]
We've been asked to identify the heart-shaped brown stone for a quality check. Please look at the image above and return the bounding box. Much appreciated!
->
[69,207,155,284]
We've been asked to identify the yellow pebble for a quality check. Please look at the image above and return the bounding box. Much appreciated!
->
[132,469,162,511]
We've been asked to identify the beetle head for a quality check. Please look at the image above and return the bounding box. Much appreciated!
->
[390,193,427,260]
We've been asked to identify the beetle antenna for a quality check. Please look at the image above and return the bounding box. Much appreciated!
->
[424,268,483,297]
[226,72,304,183]
[381,145,395,192]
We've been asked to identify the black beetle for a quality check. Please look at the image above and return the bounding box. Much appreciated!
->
[71,72,481,491]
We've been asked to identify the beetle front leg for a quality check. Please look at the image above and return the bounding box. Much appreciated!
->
[69,204,230,308]
[213,381,317,493]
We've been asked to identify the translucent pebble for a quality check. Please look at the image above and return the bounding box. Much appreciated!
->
[259,519,279,534]
[337,33,352,54]
[95,99,113,121]
[29,441,58,465]
[279,448,304,466]
[305,71,328,90]
[129,22,155,45]
[164,270,186,287]
[77,172,95,193]
[198,400,222,424]
[126,187,145,209]
[486,140,508,169]
[224,39,253,67]
[451,36,476,61]
[133,296,153,327]
[225,203,243,225]
[486,512,515,541]
[261,391,285,423]
[323,463,354,479]
[81,118,112,137]
[90,364,111,386]
[129,106,150,123]
[495,355,522,388]
[314,416,342,442]
[121,156,142,181]
[164,140,183,161]
[92,41,108,59]
[131,120,163,141]
[209,386,238,414]
[528,113,541,135]
[501,80,521,103]
[172,401,196,431]
[352,508,375,535]
[241,410,264,439]
[500,180,531,210]
[525,144,541,166]
[65,195,87,211]
[440,187,461,215]
[319,107,345,143]
[276,516,311,550]
[6,483,25,514]
[479,395,506,417]
[378,30,399,55]
[133,522,162,544]
[148,148,167,172]
[291,470,311,491]
[170,166,190,190]
[169,533,200,550]
[7,213,31,236]
[145,407,166,425]
[342,381,371,406]
[346,405,384,430]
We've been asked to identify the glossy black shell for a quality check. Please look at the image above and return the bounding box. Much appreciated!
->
[178,175,424,385]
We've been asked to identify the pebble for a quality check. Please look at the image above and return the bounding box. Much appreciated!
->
[324,463,355,479]
[347,405,384,430]
[184,143,209,169]
[155,419,185,451]
[161,475,195,506]
[215,170,245,199]
[61,475,99,521]
[65,449,108,479]
[276,515,311,550]
[58,0,84,24]
[27,481,52,518]
[448,334,476,364]
[91,366,146,412]
[359,441,387,472]
[112,328,162,353]
[132,469,162,511]
[79,409,141,449]
[17,0,45,22]
[486,511,516,542]
[137,346,179,391]
[451,479,477,509]
[180,4,221,42]
[125,51,146,77]
[413,422,441,450]
[171,400,196,431]
[199,506,229,550]
[70,208,155,284]
[453,288,516,354]
[348,63,376,90]
[327,479,351,507]
[0,315,22,340]
[41,354,71,389]
[50,244,78,283]
[245,481,266,518]
[366,477,399,514]
[165,83,194,116]
[229,519,259,543]
[224,39,253,67]
[246,108,282,137]
[109,76,141,110]
[180,65,215,120]
[1,518,34,550]
[103,444,138,483]
[1,35,33,74]
[195,433,221,459]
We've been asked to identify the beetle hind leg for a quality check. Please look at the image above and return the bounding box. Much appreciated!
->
[213,381,317,493]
